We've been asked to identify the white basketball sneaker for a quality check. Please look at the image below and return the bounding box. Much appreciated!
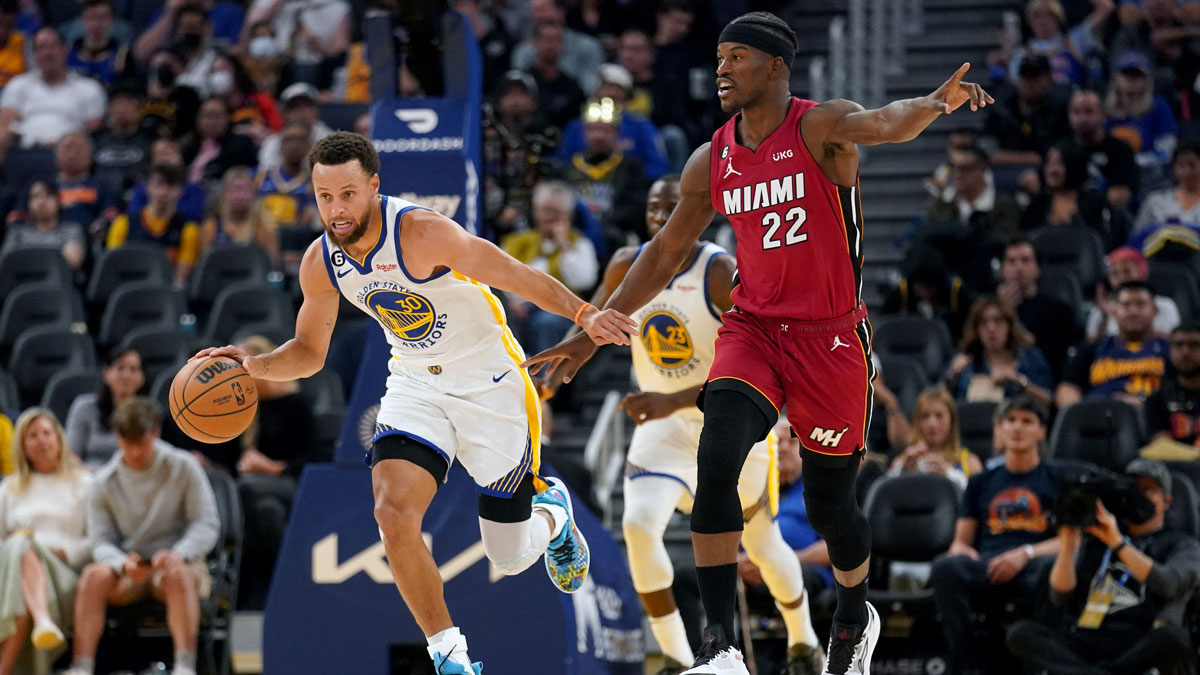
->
[822,601,880,675]
[681,625,750,675]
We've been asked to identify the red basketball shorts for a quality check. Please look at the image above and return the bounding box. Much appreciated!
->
[704,304,874,466]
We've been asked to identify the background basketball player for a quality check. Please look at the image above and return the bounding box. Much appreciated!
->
[525,12,991,675]
[196,132,637,674]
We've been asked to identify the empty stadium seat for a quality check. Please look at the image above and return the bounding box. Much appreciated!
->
[879,356,927,415]
[118,326,192,389]
[1049,400,1144,471]
[1147,261,1200,321]
[0,282,85,360]
[40,368,102,423]
[871,317,954,382]
[189,245,272,317]
[1166,469,1200,538]
[0,247,73,300]
[1037,269,1083,315]
[86,242,173,310]
[957,400,998,465]
[0,368,18,417]
[1029,225,1106,290]
[203,283,294,344]
[8,327,96,408]
[98,282,183,350]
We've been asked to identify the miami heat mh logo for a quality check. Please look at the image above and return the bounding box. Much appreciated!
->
[642,311,693,368]
[365,289,437,342]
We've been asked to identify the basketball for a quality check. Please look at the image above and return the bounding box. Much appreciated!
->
[168,356,259,444]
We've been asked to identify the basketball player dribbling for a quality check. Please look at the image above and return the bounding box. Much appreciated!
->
[555,175,824,674]
[525,12,992,675]
[195,132,638,674]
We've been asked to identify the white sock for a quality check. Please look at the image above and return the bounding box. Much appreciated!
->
[533,502,568,540]
[778,594,820,648]
[426,626,473,669]
[648,610,694,666]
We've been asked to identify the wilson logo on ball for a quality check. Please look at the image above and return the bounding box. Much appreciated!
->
[195,360,239,384]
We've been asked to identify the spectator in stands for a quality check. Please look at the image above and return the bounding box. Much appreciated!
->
[0,28,105,166]
[92,83,156,201]
[200,166,279,267]
[919,145,1020,294]
[983,52,1071,189]
[512,0,604,94]
[234,335,324,609]
[0,408,91,673]
[60,0,133,52]
[924,127,981,198]
[554,63,667,182]
[0,180,84,270]
[1063,88,1139,209]
[882,245,975,344]
[1112,0,1196,99]
[245,0,351,90]
[564,98,649,242]
[947,297,1055,407]
[1007,0,1111,86]
[206,48,281,144]
[0,2,25,89]
[1106,50,1179,170]
[1144,320,1200,444]
[524,20,587,131]
[126,138,207,226]
[1057,280,1170,407]
[137,0,244,50]
[1086,246,1180,340]
[65,397,219,675]
[616,29,693,171]
[1019,142,1130,250]
[52,132,117,243]
[182,97,258,185]
[501,180,598,353]
[238,19,285,97]
[106,163,201,283]
[995,238,1080,380]
[564,0,621,47]
[456,0,515,94]
[258,121,314,272]
[1008,459,1200,674]
[135,3,219,98]
[65,0,126,85]
[65,347,144,468]
[930,395,1059,675]
[142,46,202,139]
[1129,140,1200,259]
[652,0,713,143]
[889,387,981,492]
[257,83,331,173]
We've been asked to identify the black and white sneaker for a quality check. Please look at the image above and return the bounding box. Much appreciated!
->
[680,625,750,675]
[822,601,880,675]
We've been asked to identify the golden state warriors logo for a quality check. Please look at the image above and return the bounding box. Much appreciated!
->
[641,311,693,368]
[365,289,437,342]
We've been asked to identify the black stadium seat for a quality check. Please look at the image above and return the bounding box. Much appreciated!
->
[957,400,998,465]
[1166,469,1200,538]
[1147,261,1200,321]
[203,283,294,344]
[8,326,96,409]
[118,327,191,390]
[0,247,72,300]
[1049,400,1144,472]
[1029,225,1106,290]
[40,368,102,423]
[1037,268,1083,315]
[0,368,18,417]
[98,282,183,350]
[189,245,272,319]
[871,317,954,383]
[86,242,173,310]
[0,282,85,361]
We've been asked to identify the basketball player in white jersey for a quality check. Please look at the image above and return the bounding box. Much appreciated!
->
[195,132,637,675]
[550,176,824,675]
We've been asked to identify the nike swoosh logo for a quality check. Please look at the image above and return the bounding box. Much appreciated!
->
[492,371,510,383]
[336,268,352,278]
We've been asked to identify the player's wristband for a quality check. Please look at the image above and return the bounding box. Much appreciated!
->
[1112,536,1131,557]
[573,303,593,325]
[1022,544,1035,560]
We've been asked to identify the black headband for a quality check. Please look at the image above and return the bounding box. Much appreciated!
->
[718,23,795,65]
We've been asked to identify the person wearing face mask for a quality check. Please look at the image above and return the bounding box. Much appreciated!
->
[142,46,202,139]
[135,4,219,97]
[205,48,281,144]
[241,20,283,95]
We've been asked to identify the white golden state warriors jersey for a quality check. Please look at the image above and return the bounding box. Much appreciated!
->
[630,242,727,417]
[321,196,523,372]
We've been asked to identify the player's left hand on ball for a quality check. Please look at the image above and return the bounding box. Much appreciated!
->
[579,306,638,346]
[619,392,676,424]
[932,62,993,114]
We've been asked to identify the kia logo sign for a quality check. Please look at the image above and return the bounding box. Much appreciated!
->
[395,109,439,134]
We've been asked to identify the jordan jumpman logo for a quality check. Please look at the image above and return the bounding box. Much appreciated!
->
[831,335,851,351]
[724,158,742,179]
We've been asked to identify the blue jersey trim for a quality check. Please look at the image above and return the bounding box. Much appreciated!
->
[319,235,338,288]
[392,200,450,284]
[369,428,452,476]
[703,251,729,321]
[342,195,390,275]
[627,470,694,497]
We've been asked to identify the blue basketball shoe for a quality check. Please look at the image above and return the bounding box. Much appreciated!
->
[431,654,482,675]
[533,476,590,593]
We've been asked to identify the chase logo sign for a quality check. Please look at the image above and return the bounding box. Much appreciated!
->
[365,289,439,343]
[641,311,693,368]
[395,108,439,134]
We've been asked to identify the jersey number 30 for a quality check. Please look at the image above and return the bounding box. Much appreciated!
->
[761,206,807,250]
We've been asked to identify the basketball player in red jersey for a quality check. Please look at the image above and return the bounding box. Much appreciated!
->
[525,11,991,675]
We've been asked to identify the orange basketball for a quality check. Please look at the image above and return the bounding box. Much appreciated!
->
[168,356,259,444]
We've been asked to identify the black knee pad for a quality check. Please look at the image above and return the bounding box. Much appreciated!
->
[802,458,871,571]
[691,390,771,535]
[477,474,536,523]
[371,434,449,484]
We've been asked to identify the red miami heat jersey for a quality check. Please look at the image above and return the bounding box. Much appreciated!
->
[709,98,864,321]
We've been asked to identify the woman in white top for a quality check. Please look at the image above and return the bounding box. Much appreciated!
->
[0,408,91,675]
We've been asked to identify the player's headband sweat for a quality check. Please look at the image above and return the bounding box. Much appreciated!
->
[718,23,796,67]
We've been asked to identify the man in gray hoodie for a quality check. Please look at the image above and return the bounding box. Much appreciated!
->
[64,397,220,675]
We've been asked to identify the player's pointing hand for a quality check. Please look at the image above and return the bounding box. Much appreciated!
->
[578,305,639,346]
[931,62,993,114]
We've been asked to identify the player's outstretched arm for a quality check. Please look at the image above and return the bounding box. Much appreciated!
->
[192,239,339,380]
[810,62,993,149]
[407,209,638,345]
